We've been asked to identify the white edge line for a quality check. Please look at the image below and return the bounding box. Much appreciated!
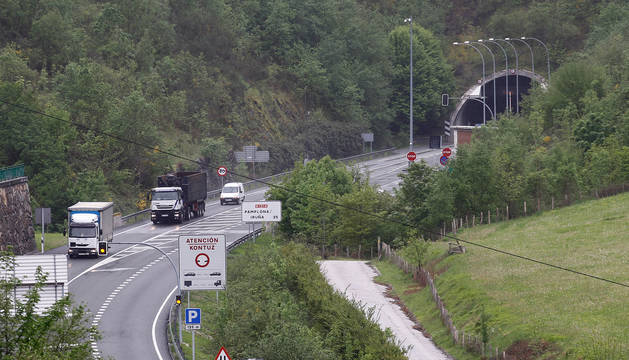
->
[153,286,178,360]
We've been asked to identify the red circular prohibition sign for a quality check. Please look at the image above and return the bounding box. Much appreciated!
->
[195,253,210,267]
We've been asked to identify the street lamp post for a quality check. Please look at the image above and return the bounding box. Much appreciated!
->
[485,38,508,115]
[453,41,486,125]
[522,36,550,83]
[498,38,519,113]
[476,40,497,119]
[507,37,534,74]
[404,17,413,157]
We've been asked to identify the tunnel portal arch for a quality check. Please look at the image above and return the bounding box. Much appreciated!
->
[450,69,547,127]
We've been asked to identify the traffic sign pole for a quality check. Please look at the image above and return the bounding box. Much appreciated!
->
[192,330,195,360]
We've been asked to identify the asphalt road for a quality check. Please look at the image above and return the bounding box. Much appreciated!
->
[61,147,444,360]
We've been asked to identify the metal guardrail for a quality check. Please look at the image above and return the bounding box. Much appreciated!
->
[0,164,24,182]
[226,227,264,252]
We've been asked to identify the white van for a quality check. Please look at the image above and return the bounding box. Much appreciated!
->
[220,182,245,205]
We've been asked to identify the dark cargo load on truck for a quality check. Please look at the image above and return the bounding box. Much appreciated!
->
[157,171,207,202]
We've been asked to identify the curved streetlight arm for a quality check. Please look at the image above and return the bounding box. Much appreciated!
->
[462,96,495,120]
[113,242,181,295]
[454,42,486,125]
[522,37,550,83]
[485,39,508,114]
[509,38,534,74]
[474,41,497,119]
[496,38,520,113]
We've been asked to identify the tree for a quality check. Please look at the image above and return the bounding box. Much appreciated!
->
[394,160,435,234]
[0,251,98,360]
[388,24,454,136]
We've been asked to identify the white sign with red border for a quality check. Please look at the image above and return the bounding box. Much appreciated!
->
[217,166,227,176]
[179,234,226,291]
[241,201,282,222]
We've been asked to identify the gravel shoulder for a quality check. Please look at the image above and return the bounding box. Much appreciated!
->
[319,260,450,360]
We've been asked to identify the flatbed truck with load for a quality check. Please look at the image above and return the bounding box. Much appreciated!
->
[67,202,114,258]
[150,171,207,224]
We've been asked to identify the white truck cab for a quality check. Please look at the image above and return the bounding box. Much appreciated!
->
[150,186,184,223]
[220,182,245,205]
[67,202,114,258]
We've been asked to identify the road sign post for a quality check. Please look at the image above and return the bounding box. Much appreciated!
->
[217,166,227,188]
[35,207,51,253]
[185,308,201,360]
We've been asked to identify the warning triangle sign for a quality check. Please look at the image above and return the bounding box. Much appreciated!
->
[214,346,232,360]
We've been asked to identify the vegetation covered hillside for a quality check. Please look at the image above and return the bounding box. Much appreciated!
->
[1,0,626,230]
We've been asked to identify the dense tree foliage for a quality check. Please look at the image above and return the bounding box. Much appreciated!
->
[267,156,397,253]
[0,0,453,226]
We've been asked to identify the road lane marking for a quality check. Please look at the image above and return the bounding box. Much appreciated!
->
[153,286,178,360]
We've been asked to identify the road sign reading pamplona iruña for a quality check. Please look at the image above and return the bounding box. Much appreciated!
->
[241,201,282,222]
[179,234,226,291]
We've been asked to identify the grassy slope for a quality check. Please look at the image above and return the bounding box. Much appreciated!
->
[377,192,629,359]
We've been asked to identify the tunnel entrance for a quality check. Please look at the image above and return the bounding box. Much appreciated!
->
[451,70,542,126]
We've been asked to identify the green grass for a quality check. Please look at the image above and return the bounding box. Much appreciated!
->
[378,192,629,359]
[32,231,66,252]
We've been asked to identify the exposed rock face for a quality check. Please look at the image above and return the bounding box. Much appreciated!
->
[0,177,35,254]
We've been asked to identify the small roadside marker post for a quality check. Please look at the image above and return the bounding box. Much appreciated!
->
[185,308,201,360]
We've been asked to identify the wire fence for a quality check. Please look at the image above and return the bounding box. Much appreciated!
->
[442,183,629,237]
[381,242,508,360]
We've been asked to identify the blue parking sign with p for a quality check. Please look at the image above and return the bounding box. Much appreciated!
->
[185,308,201,324]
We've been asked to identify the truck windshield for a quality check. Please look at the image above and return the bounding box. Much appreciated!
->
[222,187,239,193]
[69,226,97,238]
[153,191,179,200]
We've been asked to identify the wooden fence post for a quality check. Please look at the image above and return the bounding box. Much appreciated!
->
[480,211,483,224]
[524,200,527,216]
[506,205,509,220]
[488,210,491,224]
[358,244,361,259]
[472,215,475,227]
[346,247,349,257]
[551,196,554,210]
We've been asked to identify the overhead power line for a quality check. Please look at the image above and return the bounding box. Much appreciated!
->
[2,98,628,289]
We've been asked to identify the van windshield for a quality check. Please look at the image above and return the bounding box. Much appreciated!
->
[69,226,97,238]
[222,187,239,193]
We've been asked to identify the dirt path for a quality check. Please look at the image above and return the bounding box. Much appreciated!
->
[319,260,450,360]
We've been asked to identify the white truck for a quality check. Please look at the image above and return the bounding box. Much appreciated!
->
[67,202,114,258]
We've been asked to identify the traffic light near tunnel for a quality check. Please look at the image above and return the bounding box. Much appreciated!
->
[99,242,107,255]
